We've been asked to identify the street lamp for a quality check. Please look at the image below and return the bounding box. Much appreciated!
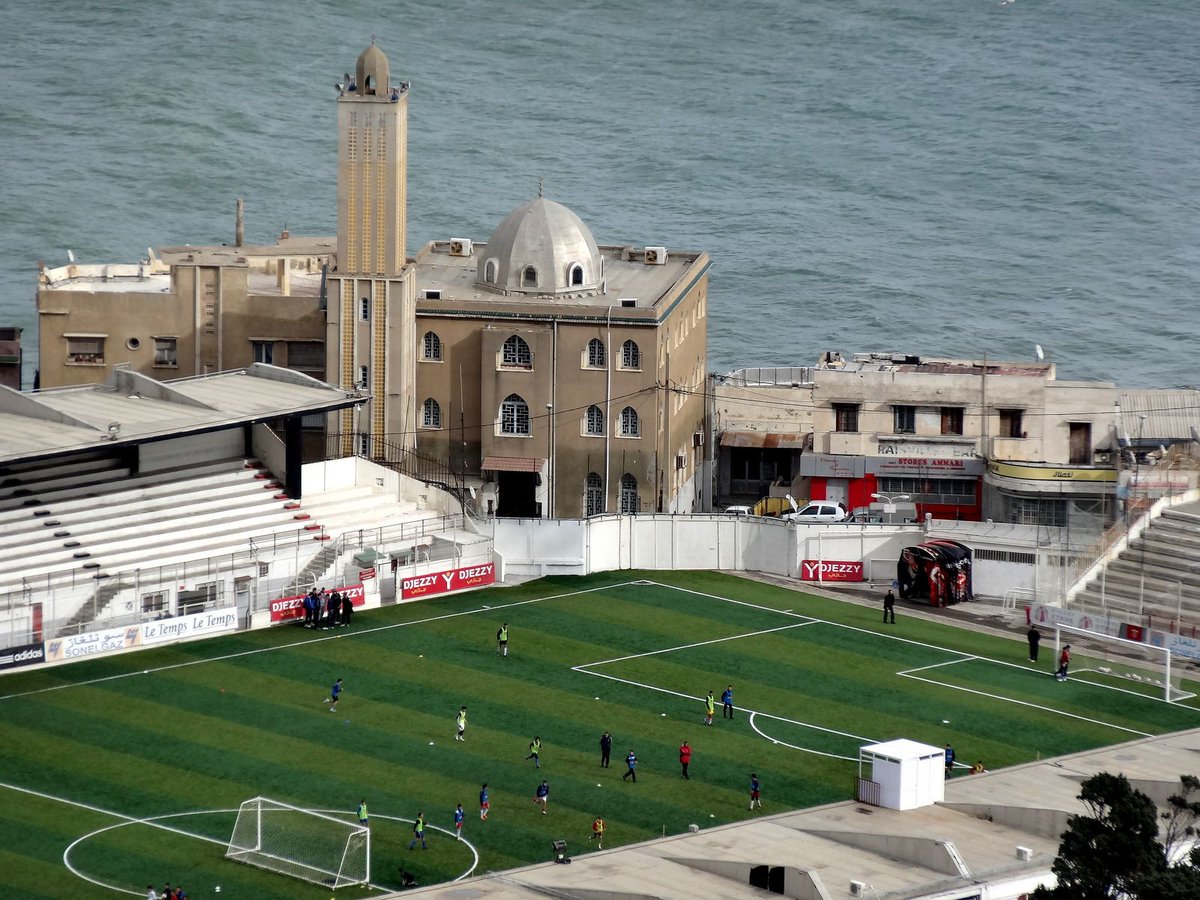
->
[871,492,911,523]
[546,403,554,518]
[1132,414,1147,520]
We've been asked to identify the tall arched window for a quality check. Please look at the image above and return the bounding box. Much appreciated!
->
[501,334,532,368]
[620,473,639,514]
[484,260,497,283]
[522,266,538,288]
[500,394,530,435]
[422,398,441,428]
[585,472,604,516]
[620,406,640,438]
[585,404,604,436]
[569,263,584,286]
[586,338,606,368]
[422,331,442,361]
[621,339,641,370]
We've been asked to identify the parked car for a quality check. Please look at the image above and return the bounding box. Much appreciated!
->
[723,505,753,517]
[783,502,847,523]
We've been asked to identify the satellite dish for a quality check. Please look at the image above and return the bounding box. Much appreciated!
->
[1035,344,1044,361]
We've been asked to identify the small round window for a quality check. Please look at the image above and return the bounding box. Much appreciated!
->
[126,338,141,350]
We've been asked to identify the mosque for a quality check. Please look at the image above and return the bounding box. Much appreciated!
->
[36,43,712,519]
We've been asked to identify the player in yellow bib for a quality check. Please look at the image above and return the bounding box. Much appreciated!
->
[590,816,605,849]
[704,690,715,725]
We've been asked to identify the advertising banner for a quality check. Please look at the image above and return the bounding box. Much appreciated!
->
[46,625,143,662]
[799,560,864,582]
[0,641,46,671]
[1029,603,1124,638]
[140,607,239,646]
[402,562,496,600]
[270,584,366,623]
[1147,630,1200,662]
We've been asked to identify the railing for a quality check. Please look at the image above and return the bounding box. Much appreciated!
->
[325,431,473,501]
[855,777,881,806]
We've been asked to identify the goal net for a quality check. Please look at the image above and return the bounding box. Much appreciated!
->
[1053,623,1195,703]
[225,797,369,889]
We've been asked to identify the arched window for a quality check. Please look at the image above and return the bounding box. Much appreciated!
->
[620,473,639,514]
[621,339,641,370]
[620,406,640,438]
[522,266,538,288]
[586,338,606,368]
[500,394,530,435]
[484,260,497,283]
[422,331,442,361]
[501,334,532,368]
[422,398,441,428]
[585,472,604,516]
[585,404,604,436]
[569,263,584,286]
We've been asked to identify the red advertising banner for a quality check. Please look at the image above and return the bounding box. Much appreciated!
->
[270,584,366,623]
[402,562,496,600]
[799,559,864,582]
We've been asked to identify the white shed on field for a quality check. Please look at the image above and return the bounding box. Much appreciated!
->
[857,738,945,810]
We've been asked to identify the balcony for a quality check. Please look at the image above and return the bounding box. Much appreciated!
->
[825,432,867,455]
[990,436,1036,462]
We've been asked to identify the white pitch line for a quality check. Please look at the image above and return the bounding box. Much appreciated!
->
[0,580,642,702]
[574,666,874,743]
[582,621,818,667]
[897,672,1154,737]
[748,712,860,762]
[896,656,977,676]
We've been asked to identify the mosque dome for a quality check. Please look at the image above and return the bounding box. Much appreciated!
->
[355,43,389,96]
[477,198,603,296]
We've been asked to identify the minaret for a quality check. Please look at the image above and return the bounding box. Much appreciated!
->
[337,42,407,276]
[329,43,416,454]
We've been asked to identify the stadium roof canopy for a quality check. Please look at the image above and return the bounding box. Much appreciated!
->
[0,365,362,465]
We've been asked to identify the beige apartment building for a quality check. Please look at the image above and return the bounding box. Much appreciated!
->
[33,43,710,517]
[715,352,1124,530]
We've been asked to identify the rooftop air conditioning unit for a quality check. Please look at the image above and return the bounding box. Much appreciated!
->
[676,453,686,470]
[693,431,703,447]
[849,881,866,897]
[644,246,667,265]
[448,238,473,257]
[1016,846,1033,862]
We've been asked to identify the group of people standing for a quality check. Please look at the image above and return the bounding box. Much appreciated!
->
[301,587,353,629]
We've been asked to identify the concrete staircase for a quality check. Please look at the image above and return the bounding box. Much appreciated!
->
[1072,504,1200,629]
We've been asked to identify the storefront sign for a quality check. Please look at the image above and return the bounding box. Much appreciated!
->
[270,584,366,623]
[990,462,1116,483]
[402,562,496,600]
[876,441,978,459]
[141,608,239,645]
[799,454,866,478]
[0,641,46,671]
[871,455,984,476]
[46,625,142,662]
[800,559,864,582]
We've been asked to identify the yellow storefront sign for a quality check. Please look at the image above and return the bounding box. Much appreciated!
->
[989,461,1116,482]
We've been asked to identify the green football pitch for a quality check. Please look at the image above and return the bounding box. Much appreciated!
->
[2,570,1198,899]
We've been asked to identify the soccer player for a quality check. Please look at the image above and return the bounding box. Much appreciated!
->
[599,730,612,768]
[496,622,509,656]
[1028,625,1041,662]
[456,705,468,741]
[479,782,490,820]
[883,589,896,624]
[1056,644,1071,681]
[722,684,734,719]
[146,886,157,900]
[704,690,715,725]
[408,811,428,849]
[622,749,637,782]
[454,803,465,839]
[323,677,343,712]
[590,815,605,849]
[679,740,691,779]
[749,773,762,810]
[944,743,956,776]
[357,799,369,829]
[525,736,541,767]
[533,779,550,814]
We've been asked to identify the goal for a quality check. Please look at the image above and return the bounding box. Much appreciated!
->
[225,797,369,889]
[1052,623,1195,703]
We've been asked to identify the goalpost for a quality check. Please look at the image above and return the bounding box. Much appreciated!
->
[225,797,369,889]
[1052,623,1195,703]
